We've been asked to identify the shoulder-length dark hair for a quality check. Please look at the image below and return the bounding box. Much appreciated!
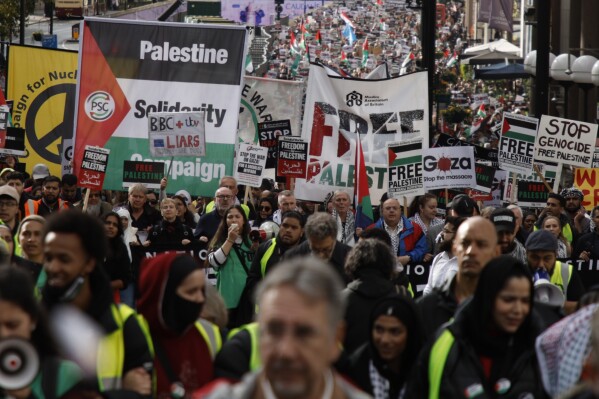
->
[0,266,58,358]
[102,211,125,240]
[209,205,251,249]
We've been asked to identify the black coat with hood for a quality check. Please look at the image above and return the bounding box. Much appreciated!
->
[409,256,548,399]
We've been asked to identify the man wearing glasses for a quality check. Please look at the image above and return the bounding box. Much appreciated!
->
[195,187,235,243]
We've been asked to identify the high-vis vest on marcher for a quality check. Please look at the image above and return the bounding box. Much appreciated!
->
[97,304,136,391]
[227,322,261,372]
[260,239,277,277]
[550,261,572,297]
[24,198,69,217]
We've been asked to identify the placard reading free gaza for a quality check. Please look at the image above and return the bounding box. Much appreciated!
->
[535,115,598,168]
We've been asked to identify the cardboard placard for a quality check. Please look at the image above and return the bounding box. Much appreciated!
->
[574,168,599,211]
[498,112,537,174]
[148,111,206,157]
[474,163,496,194]
[80,146,110,190]
[387,139,424,198]
[422,147,476,190]
[276,137,308,179]
[122,160,165,190]
[234,143,268,187]
[258,120,292,169]
[535,115,598,168]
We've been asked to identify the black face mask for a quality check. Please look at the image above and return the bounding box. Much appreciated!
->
[163,295,203,334]
[42,276,85,307]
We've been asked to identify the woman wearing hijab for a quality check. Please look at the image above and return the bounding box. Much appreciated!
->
[137,253,222,399]
[341,294,423,399]
[102,211,132,303]
[409,255,546,398]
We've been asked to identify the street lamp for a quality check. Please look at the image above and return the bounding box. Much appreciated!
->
[571,55,598,122]
[550,54,576,117]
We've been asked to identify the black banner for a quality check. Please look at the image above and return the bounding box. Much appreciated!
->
[123,160,165,189]
[86,20,246,85]
[475,163,496,193]
[566,259,599,291]
[434,133,499,168]
[0,128,26,156]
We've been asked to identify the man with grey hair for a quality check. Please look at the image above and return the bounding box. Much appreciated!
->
[332,190,356,246]
[285,212,352,282]
[273,190,297,224]
[116,182,160,231]
[199,257,370,399]
[194,186,235,243]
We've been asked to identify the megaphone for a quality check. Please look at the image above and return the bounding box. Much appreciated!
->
[259,221,280,240]
[534,279,565,308]
[0,338,40,390]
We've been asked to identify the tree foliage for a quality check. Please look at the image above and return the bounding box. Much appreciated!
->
[0,0,36,41]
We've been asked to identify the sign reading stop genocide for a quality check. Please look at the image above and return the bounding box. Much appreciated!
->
[535,115,598,168]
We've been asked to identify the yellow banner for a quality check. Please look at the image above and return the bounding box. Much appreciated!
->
[7,45,78,177]
[574,168,599,210]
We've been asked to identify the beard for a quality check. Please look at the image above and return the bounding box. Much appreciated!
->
[85,203,101,216]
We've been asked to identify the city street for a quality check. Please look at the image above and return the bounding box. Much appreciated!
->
[17,16,81,51]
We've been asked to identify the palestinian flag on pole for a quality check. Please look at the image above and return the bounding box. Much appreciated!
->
[290,54,302,77]
[290,31,301,55]
[354,136,374,229]
[477,103,486,118]
[315,30,322,45]
[0,87,12,128]
[361,38,369,67]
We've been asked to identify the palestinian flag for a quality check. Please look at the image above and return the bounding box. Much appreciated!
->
[361,38,369,67]
[354,136,374,229]
[0,87,12,128]
[477,104,486,118]
[290,54,301,77]
[315,30,322,45]
[446,51,457,67]
[290,31,301,54]
[341,50,348,63]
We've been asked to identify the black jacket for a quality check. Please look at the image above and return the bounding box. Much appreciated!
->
[284,240,351,283]
[416,275,459,341]
[342,269,396,353]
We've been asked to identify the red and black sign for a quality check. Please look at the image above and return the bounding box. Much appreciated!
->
[276,137,307,179]
[122,160,164,190]
[80,146,110,190]
[258,119,292,168]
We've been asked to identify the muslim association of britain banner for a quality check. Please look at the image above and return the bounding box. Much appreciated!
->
[7,45,78,177]
[296,64,428,203]
[72,18,247,195]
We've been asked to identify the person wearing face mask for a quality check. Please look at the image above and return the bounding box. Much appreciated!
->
[39,210,154,398]
[137,253,223,399]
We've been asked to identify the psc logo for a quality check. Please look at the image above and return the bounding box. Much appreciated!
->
[84,91,115,122]
[346,91,363,107]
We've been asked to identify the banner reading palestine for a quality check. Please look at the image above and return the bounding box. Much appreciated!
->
[296,64,428,203]
[72,18,247,195]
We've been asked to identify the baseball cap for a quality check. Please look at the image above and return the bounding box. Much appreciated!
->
[448,194,478,217]
[175,190,192,205]
[0,185,20,202]
[525,230,558,252]
[32,163,50,180]
[490,208,516,233]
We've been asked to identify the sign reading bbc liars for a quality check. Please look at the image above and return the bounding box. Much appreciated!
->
[498,112,537,174]
[277,137,308,179]
[122,160,165,189]
[535,115,598,168]
[258,119,292,169]
[0,128,26,156]
[79,145,110,190]
[234,144,268,187]
[574,168,599,211]
[387,139,423,198]
[148,112,206,157]
[422,146,476,190]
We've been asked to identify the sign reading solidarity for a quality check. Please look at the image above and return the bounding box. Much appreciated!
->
[277,137,308,179]
[498,112,537,174]
[422,146,476,190]
[535,115,598,168]
[235,143,268,187]
[387,139,424,198]
[574,168,599,210]
[258,119,292,169]
[123,160,165,190]
[148,112,206,157]
[0,128,26,156]
[80,145,110,190]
